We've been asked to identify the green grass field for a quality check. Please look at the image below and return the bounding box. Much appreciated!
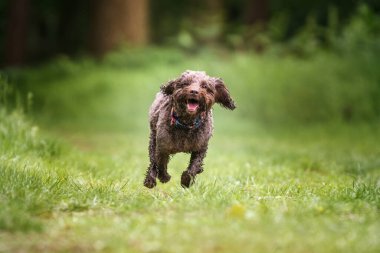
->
[1,49,379,252]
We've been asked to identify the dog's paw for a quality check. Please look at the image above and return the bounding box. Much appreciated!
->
[158,171,171,183]
[144,175,157,189]
[181,171,195,188]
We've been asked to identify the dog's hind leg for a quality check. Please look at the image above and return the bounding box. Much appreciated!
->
[144,130,158,188]
[181,148,207,188]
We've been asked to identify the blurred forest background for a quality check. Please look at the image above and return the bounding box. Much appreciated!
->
[1,0,380,64]
[0,0,380,66]
[1,0,380,128]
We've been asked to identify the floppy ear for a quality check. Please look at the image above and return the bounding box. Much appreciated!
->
[214,78,236,110]
[160,79,177,95]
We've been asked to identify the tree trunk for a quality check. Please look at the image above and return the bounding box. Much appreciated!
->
[4,0,30,66]
[90,0,149,57]
[245,0,269,52]
[57,0,91,55]
[246,0,269,25]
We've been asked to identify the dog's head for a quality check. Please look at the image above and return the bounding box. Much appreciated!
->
[161,70,236,118]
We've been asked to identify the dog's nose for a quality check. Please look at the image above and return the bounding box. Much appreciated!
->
[190,89,199,95]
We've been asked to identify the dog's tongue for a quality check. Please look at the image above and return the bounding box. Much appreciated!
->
[187,102,199,112]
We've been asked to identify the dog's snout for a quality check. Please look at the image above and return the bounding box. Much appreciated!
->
[188,83,200,95]
[190,89,199,95]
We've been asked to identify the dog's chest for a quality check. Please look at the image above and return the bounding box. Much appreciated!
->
[157,128,210,154]
[175,131,203,152]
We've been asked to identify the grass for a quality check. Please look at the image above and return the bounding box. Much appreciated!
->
[1,48,380,252]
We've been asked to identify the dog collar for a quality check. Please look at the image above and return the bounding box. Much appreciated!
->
[170,107,205,130]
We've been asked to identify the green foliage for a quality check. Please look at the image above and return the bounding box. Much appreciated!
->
[247,53,380,124]
[0,78,63,157]
[336,5,380,53]
[8,42,380,129]
[8,5,380,127]
[233,4,380,58]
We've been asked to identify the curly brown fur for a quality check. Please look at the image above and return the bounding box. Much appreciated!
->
[144,70,235,188]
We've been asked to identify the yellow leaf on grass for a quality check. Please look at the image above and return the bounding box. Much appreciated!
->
[227,203,246,219]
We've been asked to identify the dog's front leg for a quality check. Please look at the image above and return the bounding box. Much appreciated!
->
[156,152,171,183]
[181,148,207,188]
[144,130,158,188]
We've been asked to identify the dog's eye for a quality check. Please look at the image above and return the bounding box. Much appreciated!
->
[206,88,214,94]
[200,82,214,94]
[177,82,189,88]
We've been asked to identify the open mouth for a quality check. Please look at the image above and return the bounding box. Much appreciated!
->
[186,98,199,112]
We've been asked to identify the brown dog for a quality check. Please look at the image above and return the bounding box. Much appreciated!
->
[144,70,235,188]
